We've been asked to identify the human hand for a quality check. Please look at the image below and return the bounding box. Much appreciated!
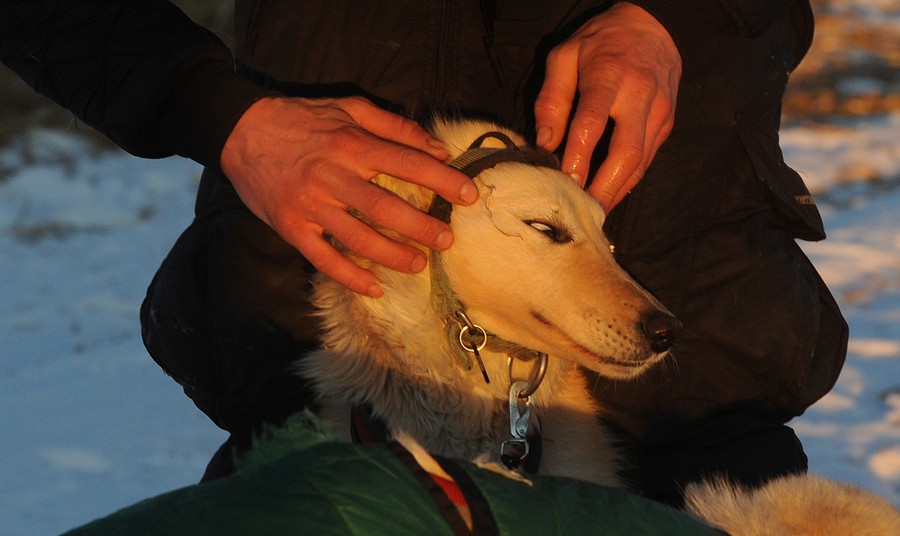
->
[220,96,478,297]
[534,2,681,211]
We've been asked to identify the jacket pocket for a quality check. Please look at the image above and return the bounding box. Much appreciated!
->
[736,114,825,241]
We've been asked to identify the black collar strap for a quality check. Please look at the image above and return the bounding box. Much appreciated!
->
[428,131,560,223]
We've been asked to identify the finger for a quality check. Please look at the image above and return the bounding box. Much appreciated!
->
[337,179,455,252]
[534,44,579,151]
[339,98,478,206]
[289,223,384,297]
[607,171,642,209]
[319,204,430,276]
[343,98,451,161]
[590,128,659,211]
[560,91,614,187]
[562,105,609,186]
[586,99,649,211]
[356,135,478,206]
[602,93,676,209]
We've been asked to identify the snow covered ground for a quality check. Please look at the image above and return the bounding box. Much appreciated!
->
[782,112,900,502]
[0,132,223,535]
[1,3,898,533]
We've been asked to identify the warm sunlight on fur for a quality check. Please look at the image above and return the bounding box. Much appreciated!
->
[685,474,900,535]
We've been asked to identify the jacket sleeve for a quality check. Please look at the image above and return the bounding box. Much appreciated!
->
[623,0,813,68]
[0,0,279,169]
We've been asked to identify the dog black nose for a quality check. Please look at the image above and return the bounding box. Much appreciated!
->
[642,312,684,353]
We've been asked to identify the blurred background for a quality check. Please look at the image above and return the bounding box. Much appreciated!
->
[2,1,898,142]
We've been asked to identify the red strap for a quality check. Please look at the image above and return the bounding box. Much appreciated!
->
[430,473,468,507]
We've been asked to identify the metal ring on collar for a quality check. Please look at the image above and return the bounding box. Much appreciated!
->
[509,352,549,399]
[455,310,488,353]
[458,324,488,353]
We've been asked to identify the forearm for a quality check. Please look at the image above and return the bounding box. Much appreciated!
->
[0,0,277,168]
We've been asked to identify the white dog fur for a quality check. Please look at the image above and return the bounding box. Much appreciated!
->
[298,118,900,533]
[685,474,900,535]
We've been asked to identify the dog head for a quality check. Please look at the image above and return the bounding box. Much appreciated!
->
[432,122,682,380]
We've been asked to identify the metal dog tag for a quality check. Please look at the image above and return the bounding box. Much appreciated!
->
[501,381,534,469]
[508,380,532,439]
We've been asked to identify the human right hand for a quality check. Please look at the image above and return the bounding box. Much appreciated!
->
[534,2,681,211]
[220,96,478,297]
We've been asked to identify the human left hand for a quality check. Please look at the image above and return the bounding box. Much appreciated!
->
[220,96,476,297]
[534,2,681,211]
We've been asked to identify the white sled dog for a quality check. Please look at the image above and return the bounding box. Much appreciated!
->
[299,118,900,534]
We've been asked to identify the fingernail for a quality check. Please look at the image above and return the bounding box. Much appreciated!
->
[435,229,453,250]
[536,126,552,148]
[459,182,478,204]
[367,284,384,298]
[410,253,427,273]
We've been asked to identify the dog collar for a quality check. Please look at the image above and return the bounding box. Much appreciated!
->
[427,131,560,224]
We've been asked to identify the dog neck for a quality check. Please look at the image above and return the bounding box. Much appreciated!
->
[428,231,550,394]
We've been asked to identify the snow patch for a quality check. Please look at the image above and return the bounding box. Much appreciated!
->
[849,338,900,359]
[869,445,900,481]
[36,447,111,473]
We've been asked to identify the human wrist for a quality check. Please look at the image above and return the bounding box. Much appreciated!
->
[157,58,281,170]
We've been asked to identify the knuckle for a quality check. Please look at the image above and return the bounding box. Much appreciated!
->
[340,224,374,253]
[586,61,624,88]
[331,126,364,153]
[306,158,335,183]
[546,41,575,64]
[384,247,417,271]
[340,95,372,113]
[534,93,565,116]
[620,142,645,163]
[408,214,441,241]
[662,121,675,138]
[394,146,422,175]
[657,118,675,140]
[365,191,402,223]
[631,157,649,178]
[656,89,676,111]
[307,248,338,273]
[630,72,660,97]
[575,107,608,130]
[300,238,344,275]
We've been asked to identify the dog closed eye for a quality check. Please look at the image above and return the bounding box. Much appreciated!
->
[525,220,573,244]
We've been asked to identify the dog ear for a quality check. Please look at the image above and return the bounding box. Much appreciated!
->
[429,117,527,156]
